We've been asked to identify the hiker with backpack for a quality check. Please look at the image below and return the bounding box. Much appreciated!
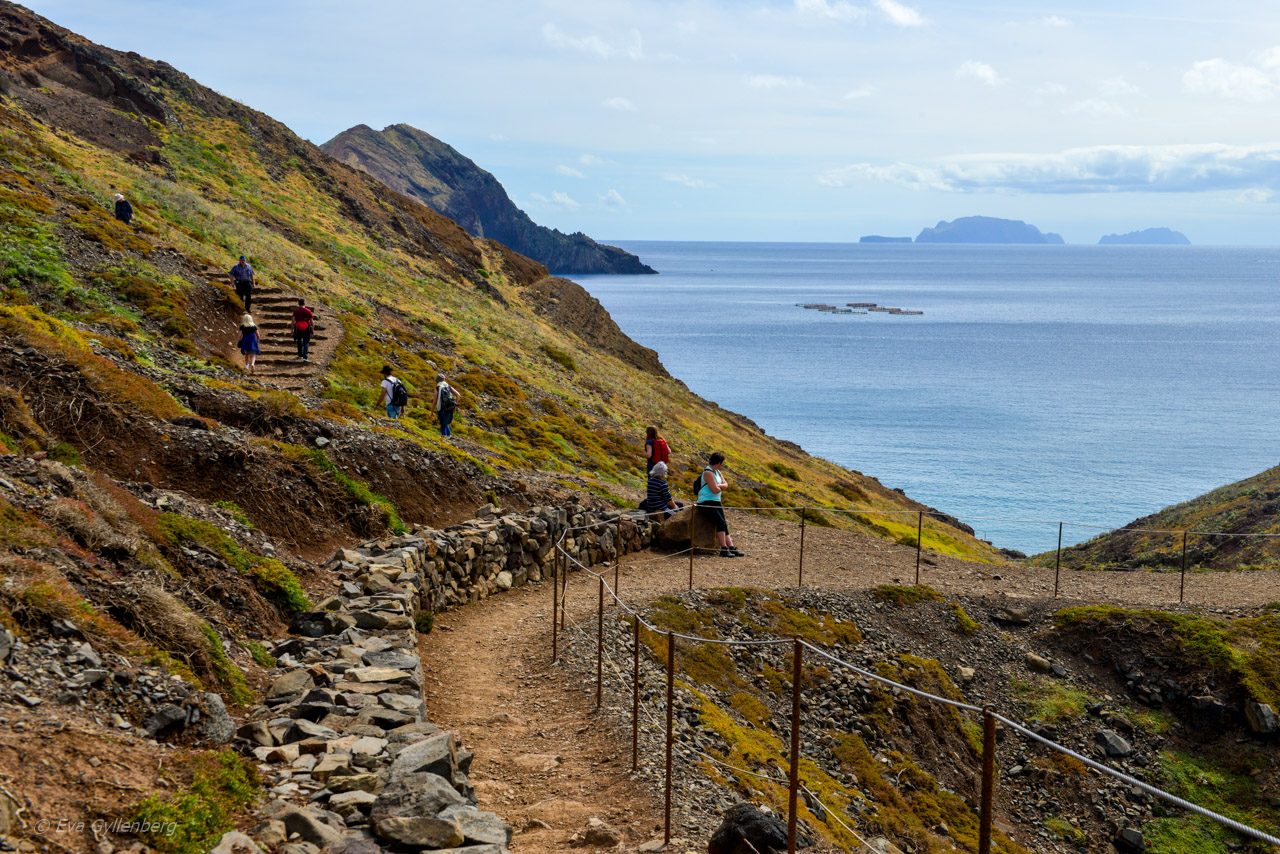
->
[433,374,458,437]
[292,298,314,361]
[229,255,256,313]
[379,365,409,419]
[697,452,743,558]
[113,193,133,225]
[237,313,259,374]
[644,426,670,475]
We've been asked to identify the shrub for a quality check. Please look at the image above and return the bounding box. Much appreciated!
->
[872,584,943,606]
[131,750,259,854]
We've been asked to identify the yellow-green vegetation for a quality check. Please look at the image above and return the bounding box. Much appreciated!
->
[1044,817,1086,844]
[1055,605,1280,708]
[1144,750,1280,853]
[156,513,310,613]
[0,77,1000,560]
[305,449,406,534]
[245,640,275,668]
[950,601,981,635]
[131,750,259,854]
[1129,706,1176,735]
[1008,676,1093,722]
[199,623,251,705]
[873,583,944,606]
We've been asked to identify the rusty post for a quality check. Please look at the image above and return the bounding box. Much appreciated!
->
[978,707,997,854]
[552,542,559,663]
[617,511,623,561]
[664,631,675,845]
[688,504,695,590]
[915,510,923,585]
[1054,522,1063,598]
[560,544,569,630]
[787,639,803,854]
[596,575,604,711]
[1180,530,1188,604]
[632,615,640,771]
[798,507,807,588]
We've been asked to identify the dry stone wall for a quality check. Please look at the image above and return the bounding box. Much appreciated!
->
[218,505,656,853]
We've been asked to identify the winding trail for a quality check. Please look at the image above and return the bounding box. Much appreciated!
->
[418,513,1280,852]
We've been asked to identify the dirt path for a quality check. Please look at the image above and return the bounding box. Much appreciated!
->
[420,513,1280,853]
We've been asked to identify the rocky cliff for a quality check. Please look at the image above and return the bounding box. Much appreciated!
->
[1098,227,1191,245]
[321,124,656,275]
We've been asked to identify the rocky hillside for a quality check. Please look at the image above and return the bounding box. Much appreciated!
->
[567,586,1280,853]
[321,123,656,276]
[1054,466,1280,571]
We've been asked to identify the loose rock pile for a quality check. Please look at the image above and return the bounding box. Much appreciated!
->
[222,506,656,853]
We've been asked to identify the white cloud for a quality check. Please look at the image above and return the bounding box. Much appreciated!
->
[601,189,627,207]
[1064,98,1126,118]
[556,165,586,178]
[1183,57,1278,102]
[1042,15,1072,27]
[603,96,638,111]
[1239,188,1275,203]
[579,154,606,166]
[875,0,925,27]
[844,84,876,99]
[1099,76,1141,97]
[1035,82,1068,96]
[542,23,613,58]
[747,74,805,90]
[626,30,645,61]
[664,173,716,189]
[819,143,1280,195]
[531,191,581,208]
[794,0,868,22]
[956,61,1003,86]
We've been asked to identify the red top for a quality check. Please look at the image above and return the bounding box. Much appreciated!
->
[292,305,314,331]
[651,437,670,465]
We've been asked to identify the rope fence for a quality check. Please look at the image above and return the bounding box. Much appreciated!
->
[549,522,1280,853]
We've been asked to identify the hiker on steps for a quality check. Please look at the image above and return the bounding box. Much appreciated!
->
[698,452,744,558]
[113,193,133,225]
[229,255,256,313]
[292,298,315,361]
[433,373,458,437]
[237,313,260,374]
[379,366,409,420]
[645,425,670,475]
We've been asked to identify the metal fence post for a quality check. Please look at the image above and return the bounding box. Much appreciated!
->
[1054,522,1063,598]
[664,631,676,845]
[596,575,604,710]
[632,616,640,771]
[688,506,695,590]
[979,707,997,854]
[798,507,807,588]
[1180,530,1188,604]
[915,510,923,586]
[787,640,803,854]
[552,543,559,663]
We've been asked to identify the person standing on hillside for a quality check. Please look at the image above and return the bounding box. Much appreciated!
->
[237,313,259,374]
[698,452,743,558]
[433,373,458,437]
[229,255,256,313]
[113,193,133,225]
[292,298,315,361]
[379,365,408,419]
[645,426,670,474]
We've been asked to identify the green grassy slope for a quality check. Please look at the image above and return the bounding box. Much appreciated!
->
[0,2,995,561]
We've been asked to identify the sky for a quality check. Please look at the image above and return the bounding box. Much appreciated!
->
[26,0,1280,243]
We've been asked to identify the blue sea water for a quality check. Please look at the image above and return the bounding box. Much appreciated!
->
[575,242,1280,554]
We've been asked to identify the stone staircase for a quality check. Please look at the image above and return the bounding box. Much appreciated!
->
[205,268,343,393]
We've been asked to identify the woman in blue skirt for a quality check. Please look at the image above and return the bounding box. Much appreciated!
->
[238,313,260,374]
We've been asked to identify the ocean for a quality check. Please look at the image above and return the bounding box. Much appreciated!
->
[574,242,1280,554]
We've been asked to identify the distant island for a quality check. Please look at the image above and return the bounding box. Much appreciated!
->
[1098,227,1190,245]
[916,216,1064,244]
[859,235,913,244]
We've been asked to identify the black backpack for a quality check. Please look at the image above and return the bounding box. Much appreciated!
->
[439,384,457,411]
[390,379,409,408]
[692,469,706,498]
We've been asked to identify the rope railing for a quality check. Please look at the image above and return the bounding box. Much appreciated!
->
[549,526,1280,854]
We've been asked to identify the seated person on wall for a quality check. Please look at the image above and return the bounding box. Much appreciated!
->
[641,461,683,519]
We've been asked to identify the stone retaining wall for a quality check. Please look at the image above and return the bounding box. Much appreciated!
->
[217,505,655,854]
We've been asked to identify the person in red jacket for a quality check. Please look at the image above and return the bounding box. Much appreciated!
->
[292,298,315,361]
[644,425,670,474]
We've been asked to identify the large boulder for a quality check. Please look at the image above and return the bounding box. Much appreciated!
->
[370,771,466,824]
[653,506,720,551]
[708,803,809,853]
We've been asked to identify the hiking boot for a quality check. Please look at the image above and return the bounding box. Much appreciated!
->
[719,548,739,558]
[729,548,745,557]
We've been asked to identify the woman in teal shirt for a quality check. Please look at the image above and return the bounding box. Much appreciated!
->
[697,452,743,558]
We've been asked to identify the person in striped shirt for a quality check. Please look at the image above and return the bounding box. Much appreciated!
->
[642,461,682,518]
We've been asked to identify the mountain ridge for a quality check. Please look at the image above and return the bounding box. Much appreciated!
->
[321,123,656,275]
[916,215,1065,244]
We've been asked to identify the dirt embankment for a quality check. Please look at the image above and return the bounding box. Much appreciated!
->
[522,277,669,378]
